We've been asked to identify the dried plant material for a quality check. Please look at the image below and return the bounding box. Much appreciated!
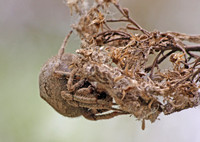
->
[40,0,200,129]
[39,31,127,120]
[65,0,88,15]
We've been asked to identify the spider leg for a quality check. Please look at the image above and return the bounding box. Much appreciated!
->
[55,69,85,92]
[61,91,124,112]
[58,30,73,59]
[66,100,128,120]
[78,102,112,110]
[53,31,73,72]
[82,110,128,120]
[67,69,87,92]
[61,90,112,107]
[54,70,71,77]
[67,68,77,92]
[61,91,112,110]
[69,79,85,92]
[74,87,114,106]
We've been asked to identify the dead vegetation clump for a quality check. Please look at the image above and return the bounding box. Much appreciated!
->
[40,0,200,129]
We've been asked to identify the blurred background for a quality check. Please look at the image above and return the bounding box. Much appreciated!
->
[0,0,200,142]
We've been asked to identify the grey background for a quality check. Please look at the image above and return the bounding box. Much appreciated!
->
[0,0,200,142]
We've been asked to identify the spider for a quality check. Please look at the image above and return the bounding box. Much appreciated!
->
[39,31,127,120]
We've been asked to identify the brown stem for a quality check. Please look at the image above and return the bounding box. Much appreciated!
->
[149,51,163,79]
[106,19,129,23]
[113,2,149,35]
[145,50,175,72]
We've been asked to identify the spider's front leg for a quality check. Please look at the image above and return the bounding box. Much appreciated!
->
[67,68,83,92]
[55,68,86,92]
[61,90,113,110]
[82,110,128,120]
[61,86,113,108]
[65,98,128,120]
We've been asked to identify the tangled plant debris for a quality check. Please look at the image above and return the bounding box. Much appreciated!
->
[39,0,200,129]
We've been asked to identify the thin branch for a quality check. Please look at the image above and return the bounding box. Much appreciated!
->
[149,51,163,78]
[113,2,149,35]
[145,50,175,72]
[106,19,129,23]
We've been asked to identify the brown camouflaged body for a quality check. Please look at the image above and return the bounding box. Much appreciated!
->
[39,53,86,117]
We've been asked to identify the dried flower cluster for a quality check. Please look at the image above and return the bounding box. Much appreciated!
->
[40,0,200,129]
